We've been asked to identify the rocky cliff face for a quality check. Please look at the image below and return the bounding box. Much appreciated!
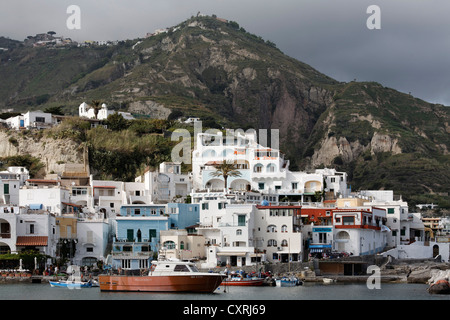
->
[311,120,402,167]
[0,131,84,177]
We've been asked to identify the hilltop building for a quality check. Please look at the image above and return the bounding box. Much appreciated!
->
[78,102,134,121]
[6,111,55,130]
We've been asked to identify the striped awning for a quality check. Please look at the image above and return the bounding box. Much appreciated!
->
[216,252,247,257]
[16,236,48,246]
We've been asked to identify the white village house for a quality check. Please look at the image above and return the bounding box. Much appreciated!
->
[78,102,134,120]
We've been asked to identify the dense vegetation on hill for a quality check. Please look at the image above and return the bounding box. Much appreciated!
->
[0,15,449,210]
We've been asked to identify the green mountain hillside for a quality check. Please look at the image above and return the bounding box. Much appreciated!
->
[0,15,449,209]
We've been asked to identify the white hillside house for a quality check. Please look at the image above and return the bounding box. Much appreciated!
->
[192,130,349,201]
[79,102,134,120]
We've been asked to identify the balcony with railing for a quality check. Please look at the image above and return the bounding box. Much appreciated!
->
[112,239,154,257]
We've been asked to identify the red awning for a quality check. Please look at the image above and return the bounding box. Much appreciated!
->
[62,202,82,208]
[16,236,48,246]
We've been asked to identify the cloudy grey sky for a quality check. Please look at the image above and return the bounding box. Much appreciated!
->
[1,0,449,105]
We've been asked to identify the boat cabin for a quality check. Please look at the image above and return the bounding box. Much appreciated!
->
[150,260,200,275]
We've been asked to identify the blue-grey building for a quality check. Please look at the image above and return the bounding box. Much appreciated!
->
[111,204,168,270]
[167,203,200,230]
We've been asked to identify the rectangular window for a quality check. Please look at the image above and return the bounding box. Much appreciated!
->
[174,264,190,272]
[29,224,35,234]
[258,183,265,190]
[127,229,134,242]
[388,208,395,214]
[342,216,355,225]
[134,208,141,215]
[3,184,9,195]
[238,215,246,226]
[149,229,157,242]
[139,260,148,269]
[121,259,131,269]
[291,182,298,190]
[319,233,327,244]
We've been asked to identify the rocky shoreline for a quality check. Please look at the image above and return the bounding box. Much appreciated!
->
[213,258,450,285]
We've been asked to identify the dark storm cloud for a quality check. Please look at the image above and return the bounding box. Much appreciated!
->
[0,0,449,105]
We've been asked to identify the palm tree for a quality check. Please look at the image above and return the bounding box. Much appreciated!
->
[90,100,102,119]
[209,161,242,191]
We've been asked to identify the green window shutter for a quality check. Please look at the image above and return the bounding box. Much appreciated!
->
[238,215,246,226]
[149,229,157,241]
[127,229,134,242]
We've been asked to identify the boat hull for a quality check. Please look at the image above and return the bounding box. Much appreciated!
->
[323,278,336,284]
[98,274,226,293]
[49,281,92,289]
[221,278,264,286]
[276,280,299,287]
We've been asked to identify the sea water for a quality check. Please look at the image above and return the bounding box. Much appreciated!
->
[0,281,447,300]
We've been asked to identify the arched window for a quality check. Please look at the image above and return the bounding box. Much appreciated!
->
[266,163,276,172]
[281,239,288,247]
[281,225,288,233]
[163,241,176,249]
[180,241,185,250]
[267,239,277,247]
[236,229,242,236]
[136,229,142,242]
[222,149,234,157]
[267,225,277,233]
[202,149,217,158]
[254,163,263,173]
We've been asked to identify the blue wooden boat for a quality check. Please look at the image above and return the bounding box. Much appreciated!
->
[49,280,93,288]
[49,265,98,289]
[276,277,302,287]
